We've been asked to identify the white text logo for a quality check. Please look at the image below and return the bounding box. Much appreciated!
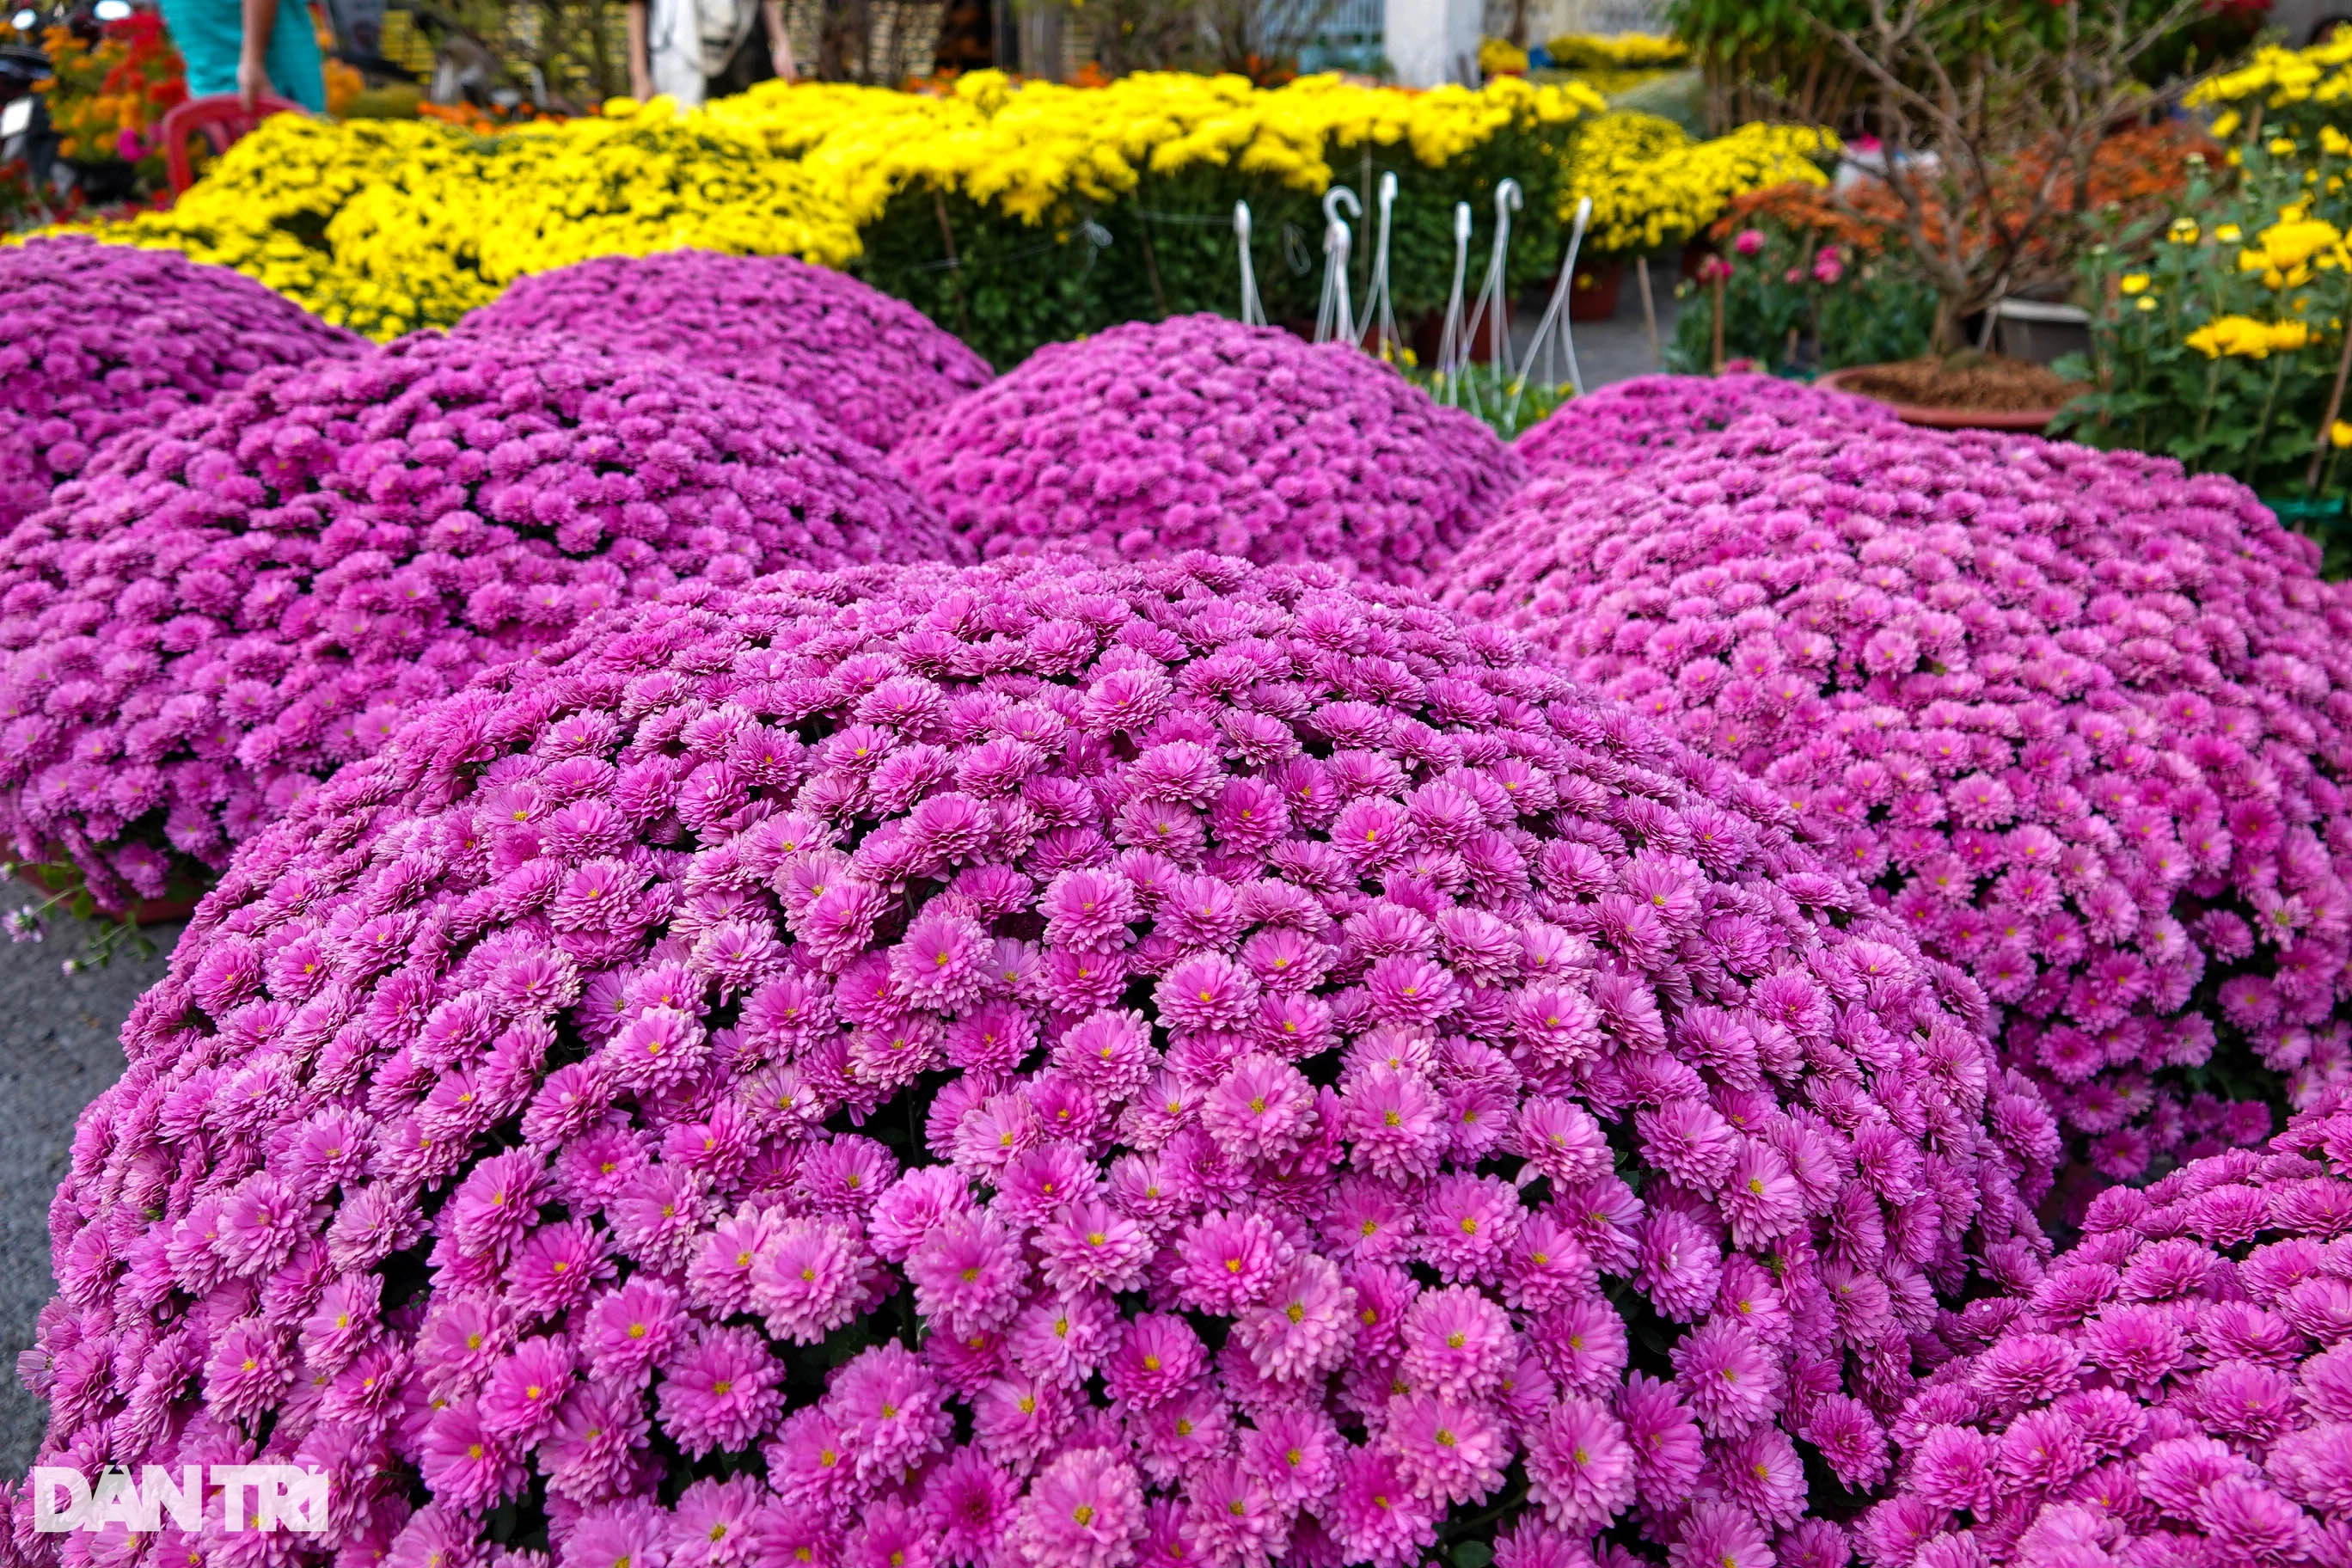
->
[30,1466,328,1534]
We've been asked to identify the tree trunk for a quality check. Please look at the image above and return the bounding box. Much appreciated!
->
[1931,295,1967,357]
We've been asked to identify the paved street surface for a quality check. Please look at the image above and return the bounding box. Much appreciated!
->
[0,918,177,1473]
[1534,271,1686,392]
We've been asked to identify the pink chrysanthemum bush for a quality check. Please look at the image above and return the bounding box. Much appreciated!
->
[1440,413,2352,1204]
[1513,375,1897,482]
[456,251,995,455]
[18,555,2058,1568]
[0,235,364,530]
[1857,1092,2352,1568]
[889,315,1520,585]
[0,331,961,916]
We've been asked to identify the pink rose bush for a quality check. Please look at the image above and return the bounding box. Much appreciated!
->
[1440,403,2352,1202]
[1513,374,1896,481]
[15,554,2059,1568]
[890,315,1520,586]
[0,332,960,916]
[1859,1092,2352,1568]
[456,252,995,455]
[0,235,364,530]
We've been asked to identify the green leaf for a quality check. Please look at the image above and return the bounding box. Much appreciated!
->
[1453,1544,1495,1568]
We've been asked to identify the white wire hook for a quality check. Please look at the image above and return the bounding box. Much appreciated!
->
[1473,178,1524,394]
[1510,193,1592,429]
[1315,186,1360,345]
[1361,170,1400,360]
[1436,200,1473,406]
[1234,200,1265,327]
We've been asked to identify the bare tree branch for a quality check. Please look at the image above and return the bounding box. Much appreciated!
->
[1800,0,2213,352]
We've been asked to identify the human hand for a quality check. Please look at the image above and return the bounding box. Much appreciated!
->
[236,49,266,110]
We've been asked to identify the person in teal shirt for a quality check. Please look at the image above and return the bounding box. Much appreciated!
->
[156,0,326,112]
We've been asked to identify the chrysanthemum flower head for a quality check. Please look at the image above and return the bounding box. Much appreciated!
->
[30,554,2054,1568]
[1865,1094,2352,1568]
[0,330,961,913]
[1447,391,2352,1203]
[1513,371,1896,480]
[0,234,363,528]
[890,315,1520,587]
[456,249,993,454]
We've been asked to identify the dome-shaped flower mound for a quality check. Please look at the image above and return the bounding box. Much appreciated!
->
[1514,373,1898,481]
[1859,1094,2352,1568]
[889,315,1521,585]
[22,555,2055,1568]
[0,234,364,529]
[0,331,963,916]
[1440,413,2352,1203]
[455,249,995,454]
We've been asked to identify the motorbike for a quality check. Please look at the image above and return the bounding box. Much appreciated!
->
[0,32,52,197]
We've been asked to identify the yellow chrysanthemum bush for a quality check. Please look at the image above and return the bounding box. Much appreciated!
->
[63,107,859,340]
[1477,36,1530,77]
[711,69,1602,365]
[1544,29,1688,70]
[64,71,1593,363]
[2190,30,2352,144]
[2057,132,2352,505]
[1538,30,1688,94]
[1560,111,1840,254]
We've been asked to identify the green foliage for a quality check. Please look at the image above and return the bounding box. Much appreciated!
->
[1664,222,1936,375]
[1668,0,2250,74]
[853,121,1583,366]
[0,856,166,970]
[854,188,1108,371]
[1399,365,1573,438]
[2052,144,2352,503]
[1663,0,1865,63]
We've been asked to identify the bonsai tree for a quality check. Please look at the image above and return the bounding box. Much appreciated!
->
[1813,0,2209,354]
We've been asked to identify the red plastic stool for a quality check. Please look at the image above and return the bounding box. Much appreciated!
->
[162,92,306,195]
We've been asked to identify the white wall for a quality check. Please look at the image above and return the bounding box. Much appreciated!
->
[2275,0,2352,45]
[1485,0,1666,46]
[1385,0,1480,84]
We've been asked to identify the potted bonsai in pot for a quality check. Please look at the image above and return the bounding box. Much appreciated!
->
[1809,0,2215,432]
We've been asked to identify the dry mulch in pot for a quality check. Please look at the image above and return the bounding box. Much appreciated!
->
[1839,352,2088,411]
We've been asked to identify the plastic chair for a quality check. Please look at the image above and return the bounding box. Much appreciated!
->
[162,92,305,195]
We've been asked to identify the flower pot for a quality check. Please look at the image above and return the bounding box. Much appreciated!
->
[1992,299,2092,368]
[65,156,139,205]
[1408,297,1514,366]
[1817,363,2070,434]
[2263,494,2349,534]
[1567,257,1622,322]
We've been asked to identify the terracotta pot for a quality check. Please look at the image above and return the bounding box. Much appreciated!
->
[1408,297,1514,366]
[14,866,199,925]
[1816,365,2058,433]
[1567,258,1622,322]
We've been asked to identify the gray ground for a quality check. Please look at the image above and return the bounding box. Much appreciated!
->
[1532,272,1685,393]
[0,278,1683,1479]
[0,916,178,1473]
